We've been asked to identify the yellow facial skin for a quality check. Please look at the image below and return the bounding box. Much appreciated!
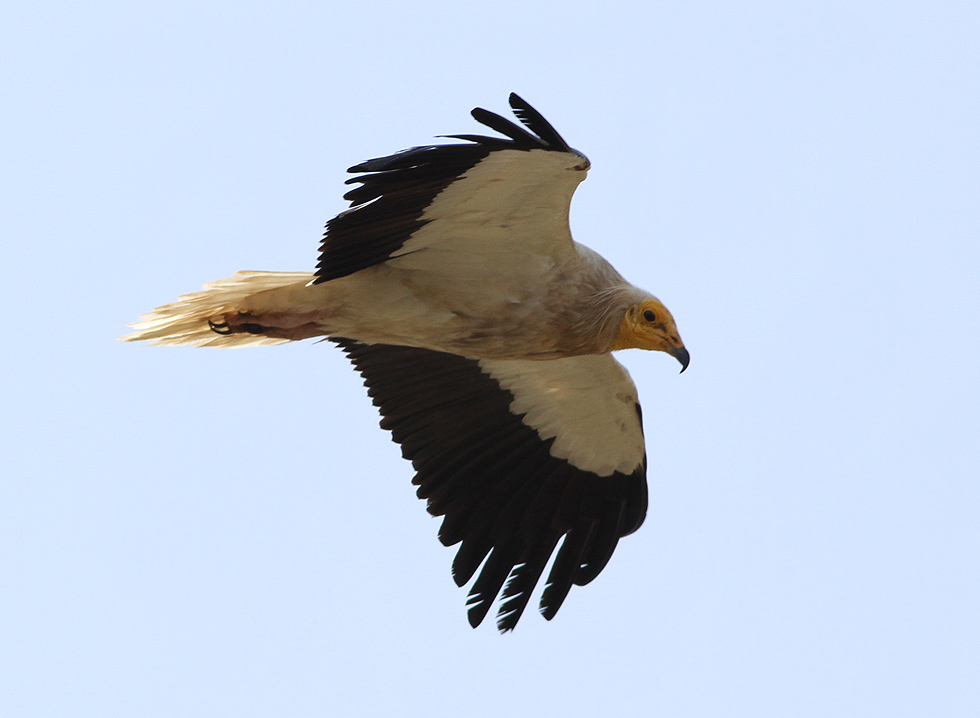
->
[611,298,690,371]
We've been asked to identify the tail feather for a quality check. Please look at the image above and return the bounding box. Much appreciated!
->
[121,271,316,347]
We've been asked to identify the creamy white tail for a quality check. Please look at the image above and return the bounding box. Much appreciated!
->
[121,271,317,347]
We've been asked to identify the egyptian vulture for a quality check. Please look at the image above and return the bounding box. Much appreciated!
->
[124,94,688,631]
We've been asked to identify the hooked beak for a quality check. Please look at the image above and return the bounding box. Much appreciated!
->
[670,345,690,373]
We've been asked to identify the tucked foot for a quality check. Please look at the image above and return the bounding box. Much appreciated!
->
[207,311,325,341]
[208,312,268,336]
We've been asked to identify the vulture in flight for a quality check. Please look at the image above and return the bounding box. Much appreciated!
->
[124,94,689,631]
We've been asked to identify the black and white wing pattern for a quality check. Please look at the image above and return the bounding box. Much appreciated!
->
[334,340,648,631]
[314,93,591,284]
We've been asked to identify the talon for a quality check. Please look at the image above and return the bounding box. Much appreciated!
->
[208,319,232,335]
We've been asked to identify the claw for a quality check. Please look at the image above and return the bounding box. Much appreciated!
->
[208,319,232,335]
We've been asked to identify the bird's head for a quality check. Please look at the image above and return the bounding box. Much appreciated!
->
[611,297,689,372]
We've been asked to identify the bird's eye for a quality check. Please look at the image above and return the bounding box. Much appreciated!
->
[643,310,656,322]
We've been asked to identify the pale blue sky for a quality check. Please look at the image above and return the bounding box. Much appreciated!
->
[2,1,978,716]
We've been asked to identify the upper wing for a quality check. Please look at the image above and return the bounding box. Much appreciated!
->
[334,340,648,631]
[314,94,590,284]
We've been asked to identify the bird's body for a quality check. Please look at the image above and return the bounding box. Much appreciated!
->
[124,95,688,631]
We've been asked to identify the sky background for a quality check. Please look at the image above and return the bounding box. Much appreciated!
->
[2,1,978,716]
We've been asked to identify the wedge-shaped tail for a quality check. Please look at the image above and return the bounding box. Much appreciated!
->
[122,271,315,347]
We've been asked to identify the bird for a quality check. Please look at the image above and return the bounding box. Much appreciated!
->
[123,93,689,632]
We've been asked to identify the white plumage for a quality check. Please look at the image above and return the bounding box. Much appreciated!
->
[480,356,644,477]
[123,94,688,631]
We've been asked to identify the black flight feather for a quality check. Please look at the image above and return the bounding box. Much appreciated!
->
[314,95,585,283]
[332,340,646,631]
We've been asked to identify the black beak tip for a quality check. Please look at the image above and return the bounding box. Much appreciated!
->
[671,346,690,373]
